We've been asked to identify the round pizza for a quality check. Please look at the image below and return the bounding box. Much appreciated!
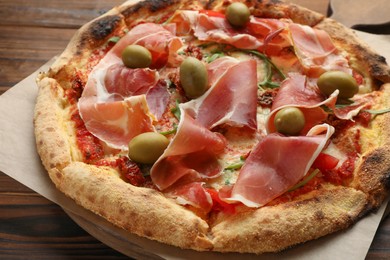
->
[34,0,390,254]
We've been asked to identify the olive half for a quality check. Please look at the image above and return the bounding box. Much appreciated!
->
[122,45,152,68]
[317,71,358,100]
[226,2,250,27]
[180,57,209,98]
[274,107,305,136]
[128,132,169,164]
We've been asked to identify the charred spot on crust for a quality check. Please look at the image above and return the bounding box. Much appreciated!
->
[364,151,385,166]
[122,0,179,17]
[352,44,390,82]
[148,0,180,12]
[362,150,390,191]
[381,170,390,190]
[88,15,122,41]
[313,210,325,221]
[77,15,121,50]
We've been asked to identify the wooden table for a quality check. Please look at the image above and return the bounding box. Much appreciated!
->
[1,0,389,259]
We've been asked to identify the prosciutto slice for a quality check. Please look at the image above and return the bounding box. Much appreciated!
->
[78,94,154,150]
[150,109,226,190]
[167,182,213,212]
[111,23,183,68]
[171,10,285,50]
[78,23,182,149]
[183,57,258,130]
[225,124,334,207]
[266,73,331,134]
[266,73,366,134]
[289,23,352,77]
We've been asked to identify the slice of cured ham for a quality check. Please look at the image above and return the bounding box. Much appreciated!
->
[182,57,258,130]
[167,182,213,212]
[150,109,226,190]
[266,73,367,134]
[225,124,334,207]
[78,23,182,149]
[78,94,155,150]
[266,73,332,134]
[110,23,183,68]
[171,10,285,50]
[289,23,351,77]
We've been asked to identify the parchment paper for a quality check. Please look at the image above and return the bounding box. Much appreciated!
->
[0,31,389,259]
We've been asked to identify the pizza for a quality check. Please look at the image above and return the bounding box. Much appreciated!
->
[34,0,390,254]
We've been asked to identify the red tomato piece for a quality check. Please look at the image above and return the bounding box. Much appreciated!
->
[312,152,339,172]
[206,188,236,214]
[199,9,225,18]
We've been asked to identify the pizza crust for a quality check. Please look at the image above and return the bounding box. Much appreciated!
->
[315,18,390,87]
[208,0,325,26]
[34,77,72,172]
[58,162,213,250]
[34,0,390,255]
[210,185,368,253]
[352,84,390,208]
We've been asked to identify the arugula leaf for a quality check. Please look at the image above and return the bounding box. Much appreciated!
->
[107,36,121,44]
[225,161,244,170]
[160,124,178,136]
[364,108,390,115]
[205,52,225,63]
[288,169,320,192]
[247,50,286,80]
[224,156,246,171]
[171,100,181,120]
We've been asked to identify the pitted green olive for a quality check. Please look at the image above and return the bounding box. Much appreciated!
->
[121,45,152,68]
[274,107,305,136]
[180,57,208,99]
[317,71,358,99]
[128,132,169,164]
[226,2,250,27]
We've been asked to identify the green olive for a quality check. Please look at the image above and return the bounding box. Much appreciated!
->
[180,57,208,98]
[121,45,152,68]
[317,71,359,100]
[226,2,250,27]
[274,107,305,136]
[128,132,169,164]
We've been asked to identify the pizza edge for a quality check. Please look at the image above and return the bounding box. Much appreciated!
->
[33,0,390,255]
[34,0,215,251]
[315,18,390,86]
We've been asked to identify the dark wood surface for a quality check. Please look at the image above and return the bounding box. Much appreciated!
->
[1,0,389,259]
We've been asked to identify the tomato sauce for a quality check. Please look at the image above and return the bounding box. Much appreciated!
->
[116,157,146,187]
[70,110,104,163]
[322,153,356,185]
[258,88,279,107]
[267,173,323,206]
[207,188,237,214]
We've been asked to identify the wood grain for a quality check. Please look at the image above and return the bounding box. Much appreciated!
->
[1,0,389,259]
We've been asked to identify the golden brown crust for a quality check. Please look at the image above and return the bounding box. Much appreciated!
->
[58,162,213,250]
[351,84,390,208]
[34,0,390,255]
[34,78,72,172]
[210,185,368,253]
[315,18,390,87]
[208,0,324,26]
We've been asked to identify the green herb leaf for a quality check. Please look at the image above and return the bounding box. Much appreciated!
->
[160,128,177,136]
[364,108,390,115]
[171,100,181,120]
[205,52,225,63]
[247,50,286,80]
[107,36,121,44]
[224,156,246,171]
[288,169,320,192]
[160,123,178,136]
[225,161,244,170]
